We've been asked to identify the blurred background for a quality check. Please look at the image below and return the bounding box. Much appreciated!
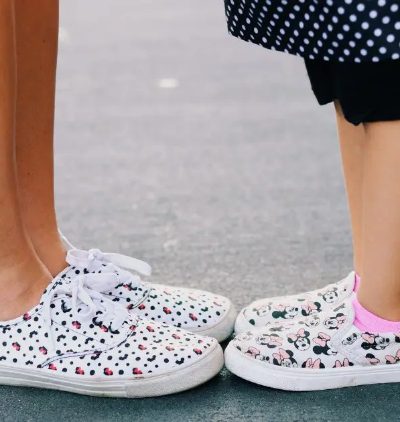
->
[56,0,351,309]
[6,1,397,421]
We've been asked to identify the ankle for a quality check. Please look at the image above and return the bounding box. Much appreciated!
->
[26,227,67,276]
[0,253,51,321]
[357,284,400,320]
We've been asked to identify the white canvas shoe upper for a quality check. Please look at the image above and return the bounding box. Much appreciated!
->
[63,245,236,342]
[226,296,400,391]
[235,272,356,333]
[0,270,223,397]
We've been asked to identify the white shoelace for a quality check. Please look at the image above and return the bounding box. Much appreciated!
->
[65,248,152,290]
[66,248,151,276]
[43,273,131,354]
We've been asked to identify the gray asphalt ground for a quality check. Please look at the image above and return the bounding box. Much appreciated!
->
[1,1,399,421]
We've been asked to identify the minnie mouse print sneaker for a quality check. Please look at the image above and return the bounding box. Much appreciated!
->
[0,270,223,397]
[60,234,236,342]
[225,296,400,391]
[235,271,357,333]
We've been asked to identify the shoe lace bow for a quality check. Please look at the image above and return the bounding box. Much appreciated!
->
[66,248,152,289]
[43,272,132,353]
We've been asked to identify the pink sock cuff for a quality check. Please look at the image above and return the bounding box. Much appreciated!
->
[353,297,400,333]
[353,272,361,292]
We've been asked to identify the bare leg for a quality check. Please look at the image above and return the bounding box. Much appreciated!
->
[357,120,400,320]
[14,0,66,276]
[0,0,51,320]
[335,102,365,276]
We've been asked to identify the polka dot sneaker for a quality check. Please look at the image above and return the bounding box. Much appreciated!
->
[225,296,400,391]
[60,234,236,342]
[235,272,356,333]
[0,271,223,397]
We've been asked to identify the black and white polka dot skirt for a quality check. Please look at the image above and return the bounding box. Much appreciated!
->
[224,0,400,62]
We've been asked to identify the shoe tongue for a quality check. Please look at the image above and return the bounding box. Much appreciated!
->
[332,294,354,315]
[309,294,355,330]
[52,265,78,286]
[65,256,145,292]
[54,265,134,295]
[38,266,76,303]
[337,295,356,327]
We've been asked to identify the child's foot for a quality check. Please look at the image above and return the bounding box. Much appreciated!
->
[0,271,223,397]
[225,295,400,391]
[62,243,236,342]
[235,271,357,333]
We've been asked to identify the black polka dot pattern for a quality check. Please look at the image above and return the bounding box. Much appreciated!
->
[225,0,400,62]
[0,273,217,379]
[65,251,233,334]
[108,282,231,332]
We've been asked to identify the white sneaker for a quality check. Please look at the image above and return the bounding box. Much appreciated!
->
[0,271,223,397]
[235,272,356,333]
[225,295,400,391]
[60,234,236,342]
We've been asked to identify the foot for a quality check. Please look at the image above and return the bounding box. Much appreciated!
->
[0,271,223,397]
[235,272,356,333]
[60,235,236,342]
[225,295,400,391]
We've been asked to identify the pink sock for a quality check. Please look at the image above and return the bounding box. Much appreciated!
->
[353,297,400,333]
[353,272,361,292]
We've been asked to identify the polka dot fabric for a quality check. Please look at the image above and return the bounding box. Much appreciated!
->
[225,0,400,62]
[0,273,219,381]
[109,282,232,332]
[64,248,235,341]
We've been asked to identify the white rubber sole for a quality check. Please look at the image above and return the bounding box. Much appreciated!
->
[190,303,236,342]
[225,343,400,391]
[0,344,224,398]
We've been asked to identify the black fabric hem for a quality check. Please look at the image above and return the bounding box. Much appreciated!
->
[304,59,400,126]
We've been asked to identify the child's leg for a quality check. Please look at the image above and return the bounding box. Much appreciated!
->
[335,102,365,276]
[357,120,400,320]
[14,0,66,276]
[0,0,51,320]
